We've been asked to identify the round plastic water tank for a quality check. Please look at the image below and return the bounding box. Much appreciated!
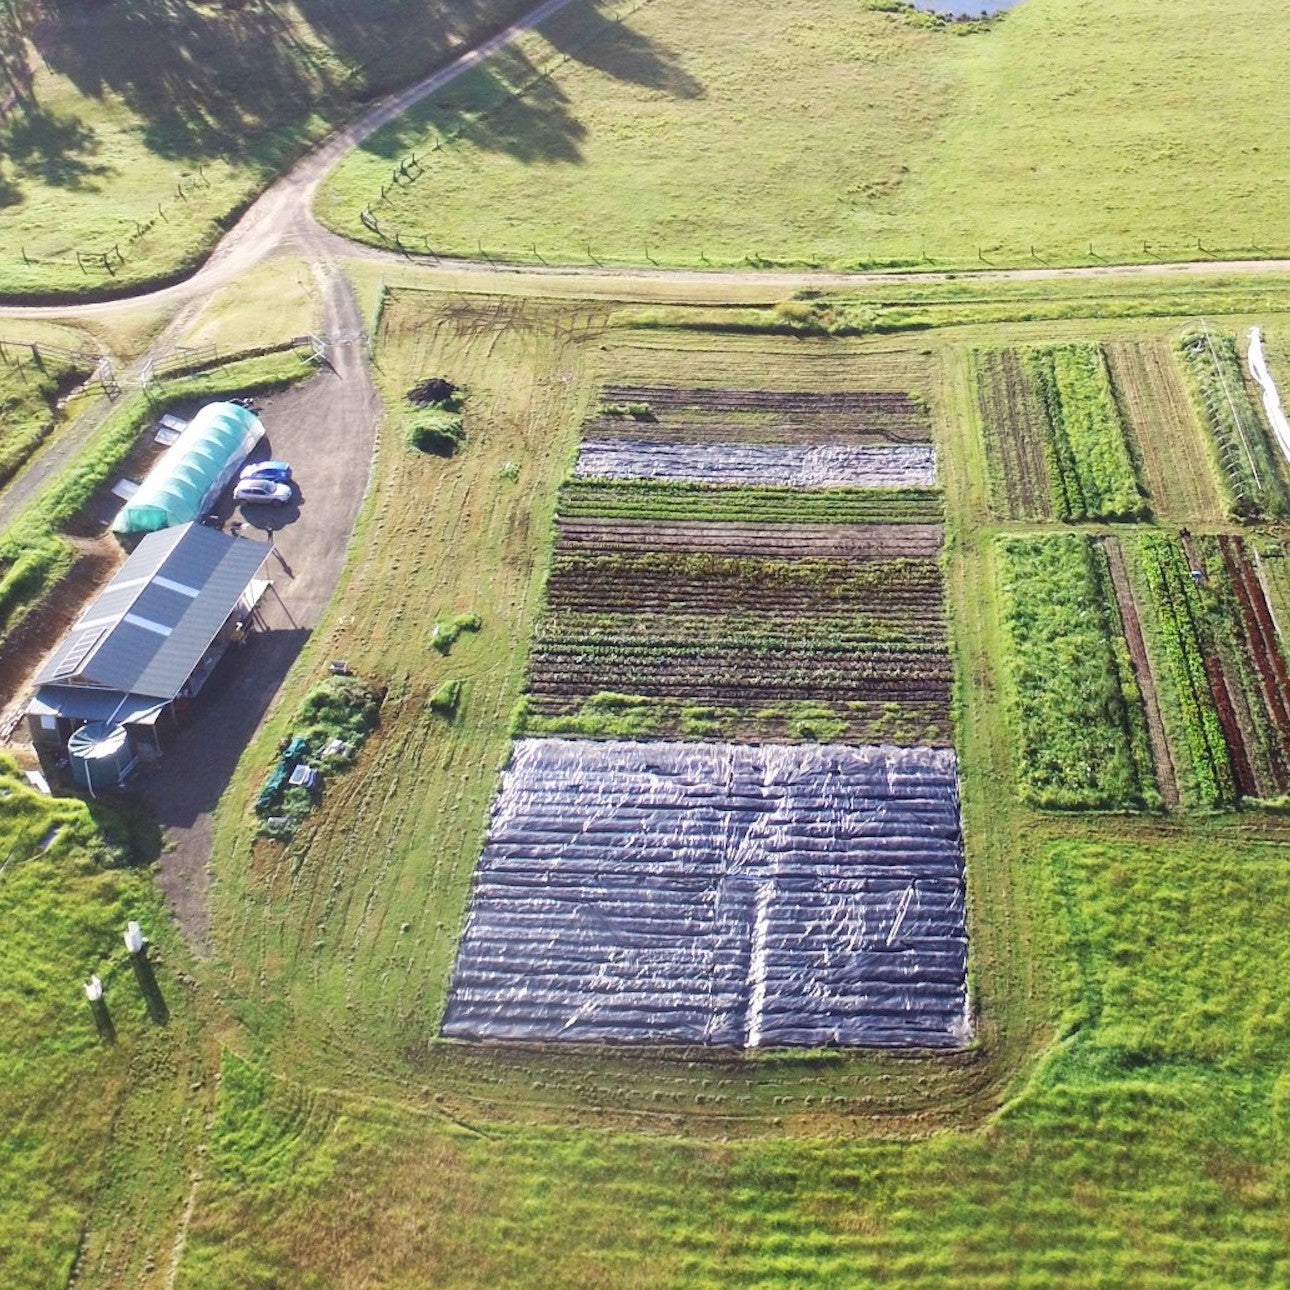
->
[68,722,133,795]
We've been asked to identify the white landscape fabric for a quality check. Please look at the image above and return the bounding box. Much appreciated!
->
[442,738,970,1049]
[574,440,938,488]
[1247,327,1290,465]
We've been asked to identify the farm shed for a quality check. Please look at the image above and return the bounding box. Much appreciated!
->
[112,401,264,535]
[26,522,271,790]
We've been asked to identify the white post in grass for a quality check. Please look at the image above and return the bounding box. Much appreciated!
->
[124,922,146,956]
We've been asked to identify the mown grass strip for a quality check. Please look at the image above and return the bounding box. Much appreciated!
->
[997,533,1158,810]
[557,478,944,525]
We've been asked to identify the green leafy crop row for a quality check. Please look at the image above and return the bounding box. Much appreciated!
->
[997,533,1159,809]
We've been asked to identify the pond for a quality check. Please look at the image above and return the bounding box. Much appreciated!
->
[910,0,1022,14]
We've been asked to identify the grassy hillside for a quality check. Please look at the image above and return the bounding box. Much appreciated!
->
[0,0,534,298]
[321,0,1290,271]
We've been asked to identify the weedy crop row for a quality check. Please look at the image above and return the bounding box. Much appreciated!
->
[557,479,945,525]
[997,534,1159,810]
[974,345,1147,521]
[1177,327,1290,522]
[1135,532,1236,807]
[973,349,1054,521]
[1029,344,1148,521]
[519,693,953,747]
[600,385,929,420]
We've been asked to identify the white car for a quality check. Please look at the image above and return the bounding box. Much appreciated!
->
[234,478,293,506]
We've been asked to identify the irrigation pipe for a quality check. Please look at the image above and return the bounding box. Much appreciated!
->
[1246,327,1290,466]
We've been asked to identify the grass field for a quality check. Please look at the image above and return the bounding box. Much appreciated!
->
[0,756,212,1290]
[0,0,536,298]
[322,0,1290,272]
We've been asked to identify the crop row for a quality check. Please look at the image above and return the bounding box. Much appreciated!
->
[973,349,1053,521]
[557,479,945,525]
[580,415,931,447]
[519,693,953,748]
[545,551,945,614]
[1133,532,1236,807]
[1176,328,1290,522]
[996,534,1159,810]
[975,345,1147,521]
[600,385,930,419]
[554,519,946,560]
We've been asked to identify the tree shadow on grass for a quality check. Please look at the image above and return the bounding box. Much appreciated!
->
[20,0,703,182]
[356,3,703,169]
[2,103,109,189]
[541,2,703,100]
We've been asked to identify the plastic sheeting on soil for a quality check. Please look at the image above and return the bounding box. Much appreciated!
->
[112,401,264,534]
[1247,328,1290,466]
[442,739,969,1049]
[574,441,938,489]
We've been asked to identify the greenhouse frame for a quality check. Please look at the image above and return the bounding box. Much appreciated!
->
[112,401,264,535]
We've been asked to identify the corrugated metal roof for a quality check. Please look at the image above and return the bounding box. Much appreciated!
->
[36,523,269,700]
[28,687,167,725]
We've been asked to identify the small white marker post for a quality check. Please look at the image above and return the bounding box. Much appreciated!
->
[124,921,146,956]
[84,974,103,1003]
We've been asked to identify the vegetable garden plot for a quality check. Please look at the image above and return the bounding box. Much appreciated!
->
[587,386,932,445]
[973,349,1054,522]
[574,441,938,488]
[996,534,1159,811]
[973,345,1147,522]
[442,739,969,1049]
[523,547,954,745]
[1177,327,1290,522]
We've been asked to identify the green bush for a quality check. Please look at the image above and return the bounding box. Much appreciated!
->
[428,678,462,717]
[430,611,482,654]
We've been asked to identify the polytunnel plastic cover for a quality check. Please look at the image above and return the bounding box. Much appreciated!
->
[112,401,264,534]
[442,739,970,1049]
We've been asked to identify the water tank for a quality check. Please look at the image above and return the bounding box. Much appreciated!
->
[68,722,134,795]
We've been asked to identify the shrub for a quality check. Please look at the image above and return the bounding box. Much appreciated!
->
[428,678,462,717]
[430,611,482,654]
[408,408,464,456]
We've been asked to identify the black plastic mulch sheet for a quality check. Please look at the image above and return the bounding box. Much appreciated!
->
[442,739,969,1049]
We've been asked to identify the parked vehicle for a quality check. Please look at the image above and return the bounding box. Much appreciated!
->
[239,459,292,483]
[234,478,294,506]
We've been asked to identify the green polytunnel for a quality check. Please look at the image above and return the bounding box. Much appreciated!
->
[112,401,265,535]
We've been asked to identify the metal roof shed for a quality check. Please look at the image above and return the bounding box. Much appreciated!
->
[112,401,264,535]
[35,522,269,699]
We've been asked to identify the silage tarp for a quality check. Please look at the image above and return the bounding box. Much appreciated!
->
[112,401,264,534]
[442,738,970,1049]
[574,440,938,488]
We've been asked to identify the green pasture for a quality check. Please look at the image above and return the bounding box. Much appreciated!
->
[176,833,1290,1286]
[0,0,534,299]
[323,0,1290,272]
[0,756,209,1290]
